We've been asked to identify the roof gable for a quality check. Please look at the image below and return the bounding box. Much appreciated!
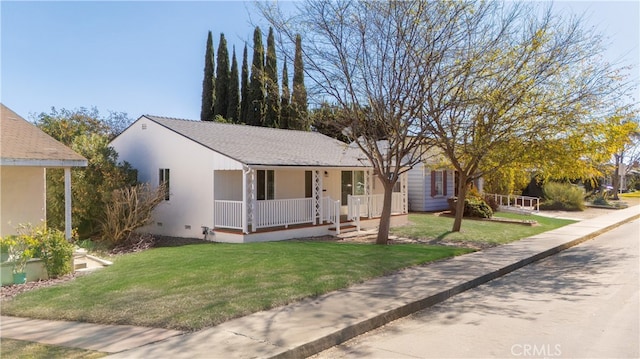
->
[143,115,369,167]
[0,104,87,167]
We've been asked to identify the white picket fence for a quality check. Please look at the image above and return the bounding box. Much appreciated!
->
[490,193,540,213]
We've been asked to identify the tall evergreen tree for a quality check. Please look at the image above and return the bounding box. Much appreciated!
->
[240,44,250,124]
[227,46,240,123]
[264,27,280,128]
[280,61,291,129]
[291,34,308,130]
[200,31,215,121]
[248,26,266,126]
[214,33,230,120]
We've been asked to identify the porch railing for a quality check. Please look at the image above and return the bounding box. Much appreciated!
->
[214,200,244,230]
[255,198,314,229]
[348,193,404,219]
[490,193,540,213]
[322,197,341,234]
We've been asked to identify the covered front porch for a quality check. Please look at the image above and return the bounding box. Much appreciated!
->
[210,166,408,243]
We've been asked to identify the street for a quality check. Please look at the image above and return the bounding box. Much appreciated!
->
[315,219,640,358]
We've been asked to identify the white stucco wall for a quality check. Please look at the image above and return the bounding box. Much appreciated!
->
[0,166,46,236]
[110,117,243,238]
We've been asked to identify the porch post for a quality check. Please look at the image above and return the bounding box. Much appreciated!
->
[366,170,373,218]
[242,167,249,234]
[401,171,408,214]
[64,167,72,240]
[250,168,257,232]
[313,169,322,224]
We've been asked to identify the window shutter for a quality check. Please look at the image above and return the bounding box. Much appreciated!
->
[443,171,448,196]
[430,170,436,197]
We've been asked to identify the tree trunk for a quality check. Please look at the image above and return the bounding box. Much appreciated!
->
[376,183,394,245]
[452,174,469,232]
[612,155,621,200]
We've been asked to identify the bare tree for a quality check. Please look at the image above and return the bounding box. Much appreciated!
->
[260,1,469,244]
[261,0,633,237]
[416,2,631,231]
[100,183,166,247]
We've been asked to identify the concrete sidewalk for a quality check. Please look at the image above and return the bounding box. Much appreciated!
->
[2,206,638,358]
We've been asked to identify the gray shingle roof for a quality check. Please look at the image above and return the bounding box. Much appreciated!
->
[144,116,370,167]
[0,104,87,166]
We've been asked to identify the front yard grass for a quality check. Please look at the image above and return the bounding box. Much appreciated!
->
[392,212,575,245]
[2,241,472,331]
[2,212,574,332]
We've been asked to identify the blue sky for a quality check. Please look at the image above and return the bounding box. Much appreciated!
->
[1,1,639,122]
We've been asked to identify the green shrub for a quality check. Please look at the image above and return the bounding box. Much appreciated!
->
[590,192,610,206]
[30,227,74,278]
[463,197,493,218]
[541,182,585,211]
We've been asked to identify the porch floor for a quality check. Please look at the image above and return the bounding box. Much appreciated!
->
[213,214,405,236]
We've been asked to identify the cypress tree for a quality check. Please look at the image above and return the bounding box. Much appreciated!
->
[240,44,250,124]
[227,46,240,123]
[200,31,215,121]
[280,61,291,129]
[291,34,308,130]
[248,26,265,126]
[264,27,280,128]
[214,33,230,121]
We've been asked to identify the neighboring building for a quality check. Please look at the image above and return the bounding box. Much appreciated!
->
[0,104,87,239]
[109,115,408,243]
[407,148,456,212]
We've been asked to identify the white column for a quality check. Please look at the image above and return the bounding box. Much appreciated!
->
[250,169,257,232]
[64,167,72,240]
[242,168,248,234]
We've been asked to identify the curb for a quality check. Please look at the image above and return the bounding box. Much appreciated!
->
[273,212,640,359]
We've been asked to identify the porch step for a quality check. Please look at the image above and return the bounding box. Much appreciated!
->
[74,262,87,270]
[329,224,358,233]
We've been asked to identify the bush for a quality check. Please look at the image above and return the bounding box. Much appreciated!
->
[100,183,165,248]
[483,194,500,212]
[463,197,493,218]
[28,226,74,278]
[590,192,610,206]
[541,182,585,211]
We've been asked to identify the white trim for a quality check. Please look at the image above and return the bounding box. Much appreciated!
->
[0,158,87,167]
[64,167,72,240]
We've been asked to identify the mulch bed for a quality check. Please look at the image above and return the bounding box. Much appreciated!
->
[1,273,79,302]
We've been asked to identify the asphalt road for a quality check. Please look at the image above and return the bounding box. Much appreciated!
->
[315,219,640,359]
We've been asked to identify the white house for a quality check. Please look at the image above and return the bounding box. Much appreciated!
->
[0,104,87,239]
[109,115,408,243]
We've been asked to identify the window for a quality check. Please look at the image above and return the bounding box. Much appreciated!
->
[159,168,170,200]
[305,171,313,198]
[257,170,275,200]
[341,170,365,204]
[430,170,447,197]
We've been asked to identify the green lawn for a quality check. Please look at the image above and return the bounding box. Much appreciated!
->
[392,212,575,245]
[620,191,640,199]
[2,212,574,332]
[0,339,105,359]
[2,241,471,331]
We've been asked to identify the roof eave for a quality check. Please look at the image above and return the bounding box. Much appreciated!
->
[0,158,88,167]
